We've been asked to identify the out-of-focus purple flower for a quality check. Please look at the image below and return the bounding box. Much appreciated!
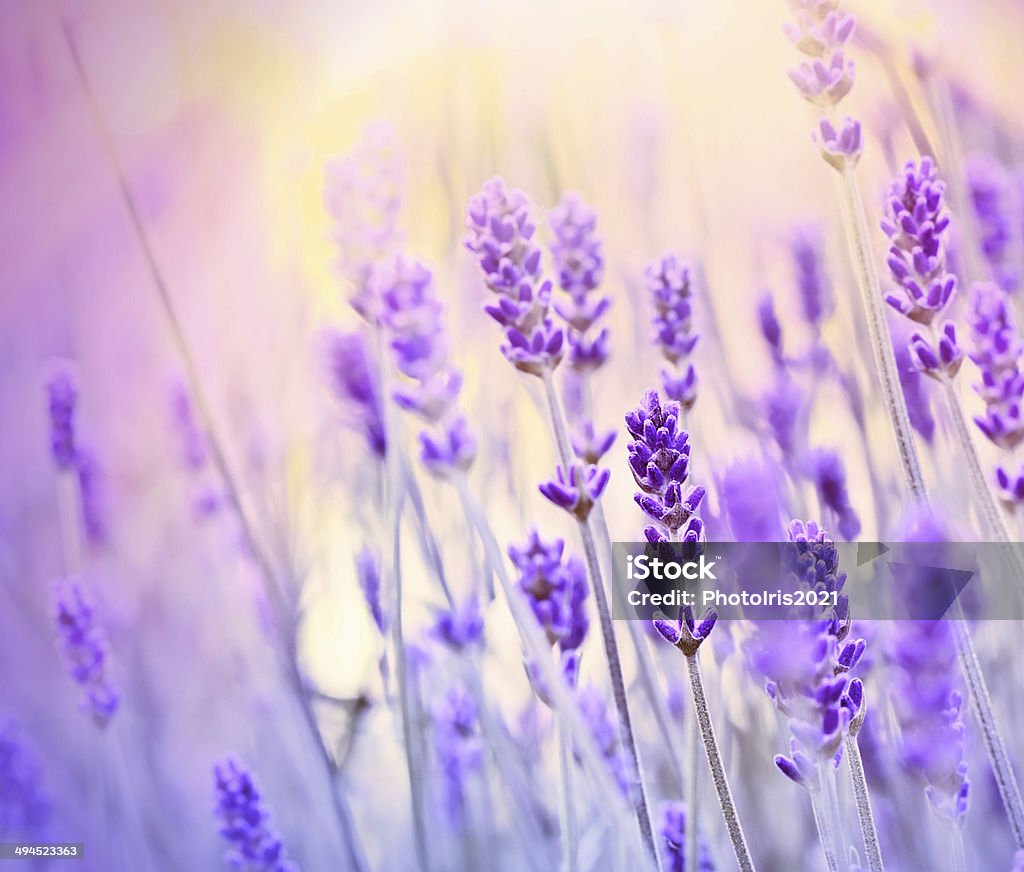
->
[539,461,610,521]
[508,530,589,655]
[788,53,855,107]
[170,383,223,518]
[625,389,705,541]
[816,117,862,170]
[718,458,784,541]
[908,322,964,381]
[213,758,296,872]
[576,685,630,798]
[355,546,386,634]
[0,723,50,840]
[433,688,483,831]
[653,604,718,657]
[52,579,119,728]
[46,365,77,470]
[784,2,856,58]
[757,292,784,362]
[880,158,958,326]
[418,416,477,479]
[324,329,387,459]
[571,420,616,465]
[325,123,404,320]
[967,154,1019,293]
[995,463,1024,510]
[790,223,834,329]
[646,255,698,410]
[807,448,861,540]
[432,596,485,650]
[661,801,715,872]
[549,193,605,302]
[966,281,1024,451]
[75,447,109,547]
[764,374,807,458]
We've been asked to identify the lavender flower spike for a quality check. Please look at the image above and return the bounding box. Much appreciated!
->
[46,365,78,470]
[661,802,715,872]
[539,461,610,521]
[432,688,483,831]
[52,579,119,728]
[323,329,387,458]
[646,255,699,410]
[213,759,296,872]
[0,723,51,840]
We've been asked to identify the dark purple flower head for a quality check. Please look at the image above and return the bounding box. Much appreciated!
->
[967,154,1018,292]
[880,158,959,327]
[995,463,1024,510]
[325,123,404,321]
[661,802,715,872]
[213,758,296,872]
[51,579,119,728]
[653,605,718,657]
[75,447,110,547]
[46,365,77,470]
[908,321,964,381]
[625,390,705,538]
[571,420,617,465]
[757,292,784,361]
[816,116,862,170]
[548,192,604,298]
[433,687,483,831]
[966,281,1024,451]
[508,530,589,651]
[323,328,386,458]
[539,461,610,521]
[0,722,51,840]
[790,223,835,328]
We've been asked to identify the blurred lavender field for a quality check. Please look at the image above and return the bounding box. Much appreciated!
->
[4,0,1024,869]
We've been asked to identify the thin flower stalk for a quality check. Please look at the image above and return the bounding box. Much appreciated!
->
[844,733,884,872]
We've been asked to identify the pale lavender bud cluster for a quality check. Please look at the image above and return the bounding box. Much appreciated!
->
[548,193,610,372]
[432,596,485,651]
[645,255,698,410]
[376,255,476,477]
[790,224,835,328]
[538,461,610,521]
[170,383,223,519]
[355,546,386,635]
[747,522,866,785]
[432,688,483,831]
[887,620,969,823]
[967,154,1019,293]
[323,329,387,459]
[213,758,296,872]
[465,177,564,376]
[965,281,1024,506]
[46,367,77,470]
[51,579,119,728]
[757,292,785,363]
[324,123,403,321]
[508,530,589,689]
[625,389,705,543]
[661,802,715,872]
[807,449,861,540]
[0,723,50,840]
[786,0,862,168]
[880,158,964,381]
[575,686,630,798]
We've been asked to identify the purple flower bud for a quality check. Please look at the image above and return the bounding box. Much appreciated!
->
[995,462,1024,509]
[571,420,616,464]
[52,579,119,728]
[660,801,715,872]
[213,758,296,872]
[790,223,835,328]
[548,192,604,297]
[433,596,485,650]
[355,546,386,634]
[324,328,387,458]
[501,317,565,376]
[757,292,784,359]
[816,116,862,170]
[432,688,484,831]
[788,52,855,107]
[46,365,77,470]
[539,461,610,520]
[508,531,589,650]
[646,255,699,410]
[418,415,477,478]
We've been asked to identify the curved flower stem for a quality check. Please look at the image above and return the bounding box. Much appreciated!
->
[836,166,927,504]
[844,734,884,872]
[539,370,660,869]
[684,652,756,872]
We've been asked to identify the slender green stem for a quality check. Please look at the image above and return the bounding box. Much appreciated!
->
[844,734,884,872]
[836,166,927,504]
[684,653,756,872]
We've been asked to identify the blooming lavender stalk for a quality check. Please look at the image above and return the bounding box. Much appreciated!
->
[324,328,388,459]
[376,254,477,477]
[0,723,50,840]
[791,224,836,330]
[432,688,484,833]
[325,123,404,321]
[213,759,296,872]
[466,177,657,865]
[808,449,861,540]
[646,255,698,411]
[170,383,224,519]
[51,579,119,728]
[46,366,78,470]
